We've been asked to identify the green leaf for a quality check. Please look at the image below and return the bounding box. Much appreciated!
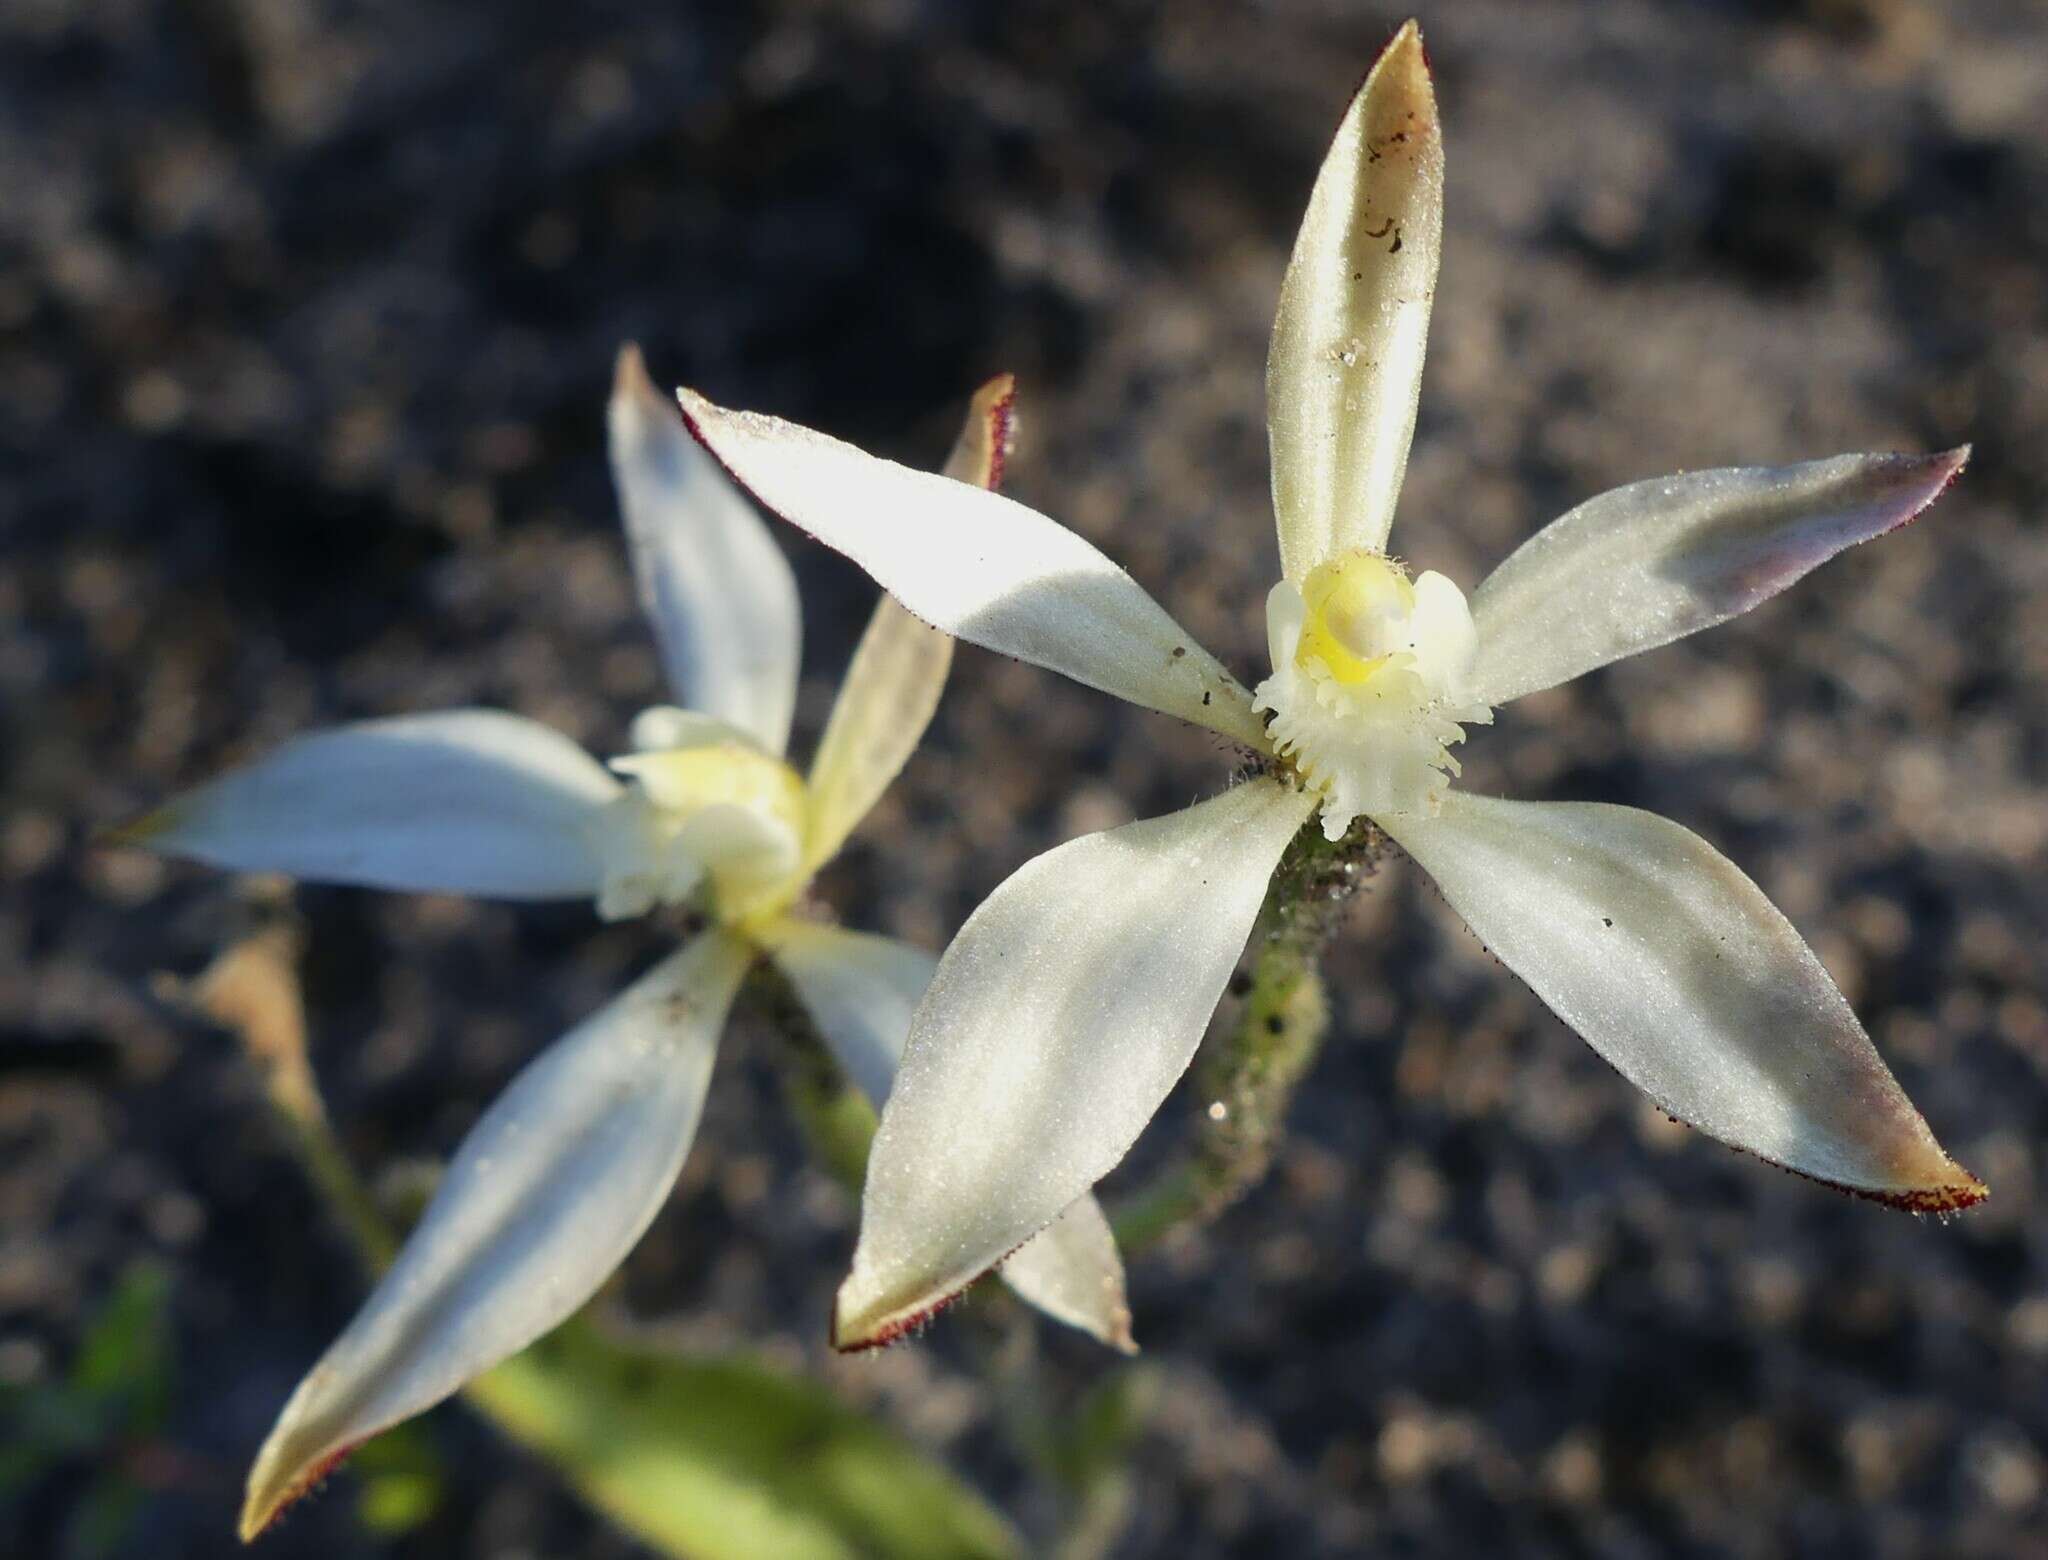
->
[70,1263,174,1434]
[352,1421,445,1535]
[463,1319,1019,1560]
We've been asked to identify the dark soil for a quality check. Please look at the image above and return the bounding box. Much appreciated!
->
[7,1,2047,1556]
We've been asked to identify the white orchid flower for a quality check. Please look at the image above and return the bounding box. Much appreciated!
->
[112,352,1132,1539]
[676,20,1984,1353]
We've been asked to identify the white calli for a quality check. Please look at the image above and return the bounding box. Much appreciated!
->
[677,20,1983,1352]
[112,355,1132,1539]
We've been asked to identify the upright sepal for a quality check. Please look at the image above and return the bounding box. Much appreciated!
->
[1379,793,1983,1211]
[1267,20,1443,578]
[610,346,803,755]
[994,1195,1136,1355]
[240,930,754,1539]
[801,377,1016,876]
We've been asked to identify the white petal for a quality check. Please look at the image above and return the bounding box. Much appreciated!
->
[1264,579,1306,674]
[109,710,620,900]
[610,346,802,755]
[240,929,753,1539]
[1466,449,1970,708]
[677,390,1269,751]
[765,920,936,1109]
[802,589,954,876]
[764,921,1135,1351]
[1267,21,1443,578]
[994,1194,1136,1355]
[798,376,1020,874]
[833,778,1315,1350]
[803,598,951,876]
[1379,794,1984,1209]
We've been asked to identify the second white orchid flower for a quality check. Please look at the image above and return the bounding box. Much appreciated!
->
[678,21,1983,1352]
[114,353,1131,1538]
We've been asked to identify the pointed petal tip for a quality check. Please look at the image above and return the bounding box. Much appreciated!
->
[1651,1088,1987,1214]
[238,1431,362,1543]
[830,1282,972,1355]
[945,373,1019,492]
[1865,444,1973,539]
[1377,19,1429,82]
[611,342,672,423]
[671,387,726,467]
[1342,21,1431,124]
[1871,1131,1988,1212]
[1106,1310,1140,1357]
[95,804,177,849]
[1785,1156,1987,1215]
[973,372,1017,488]
[1931,441,1972,492]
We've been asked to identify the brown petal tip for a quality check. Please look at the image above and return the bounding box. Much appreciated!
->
[972,374,1017,493]
[239,1438,361,1543]
[831,1285,972,1354]
[1847,1170,1988,1215]
[1763,1153,1988,1215]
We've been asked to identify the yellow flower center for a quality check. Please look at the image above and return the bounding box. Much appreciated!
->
[1252,550,1491,838]
[1294,553,1417,685]
[615,743,807,830]
[600,739,808,924]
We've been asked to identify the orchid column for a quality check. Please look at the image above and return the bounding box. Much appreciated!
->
[679,20,1982,1352]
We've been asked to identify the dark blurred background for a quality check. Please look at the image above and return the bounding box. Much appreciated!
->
[7,0,2048,1554]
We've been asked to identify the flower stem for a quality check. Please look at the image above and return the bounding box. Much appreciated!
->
[743,958,879,1196]
[154,912,399,1271]
[1110,816,1375,1253]
[271,1102,399,1272]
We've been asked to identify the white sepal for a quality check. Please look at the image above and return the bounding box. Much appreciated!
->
[802,592,952,877]
[763,920,937,1109]
[764,920,1135,1350]
[610,346,802,755]
[1267,21,1443,578]
[240,929,754,1540]
[677,390,1270,751]
[798,376,1019,874]
[833,778,1315,1350]
[110,710,620,900]
[1379,793,1983,1210]
[995,1194,1137,1355]
[1466,449,1969,708]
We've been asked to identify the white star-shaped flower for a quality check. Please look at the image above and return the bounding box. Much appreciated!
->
[113,353,1131,1538]
[677,21,1983,1352]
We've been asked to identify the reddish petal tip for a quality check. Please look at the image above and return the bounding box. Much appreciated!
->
[830,1286,971,1354]
[239,1438,361,1543]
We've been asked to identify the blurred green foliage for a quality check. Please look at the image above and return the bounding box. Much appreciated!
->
[0,1263,175,1559]
[350,1421,446,1537]
[467,1317,1020,1560]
